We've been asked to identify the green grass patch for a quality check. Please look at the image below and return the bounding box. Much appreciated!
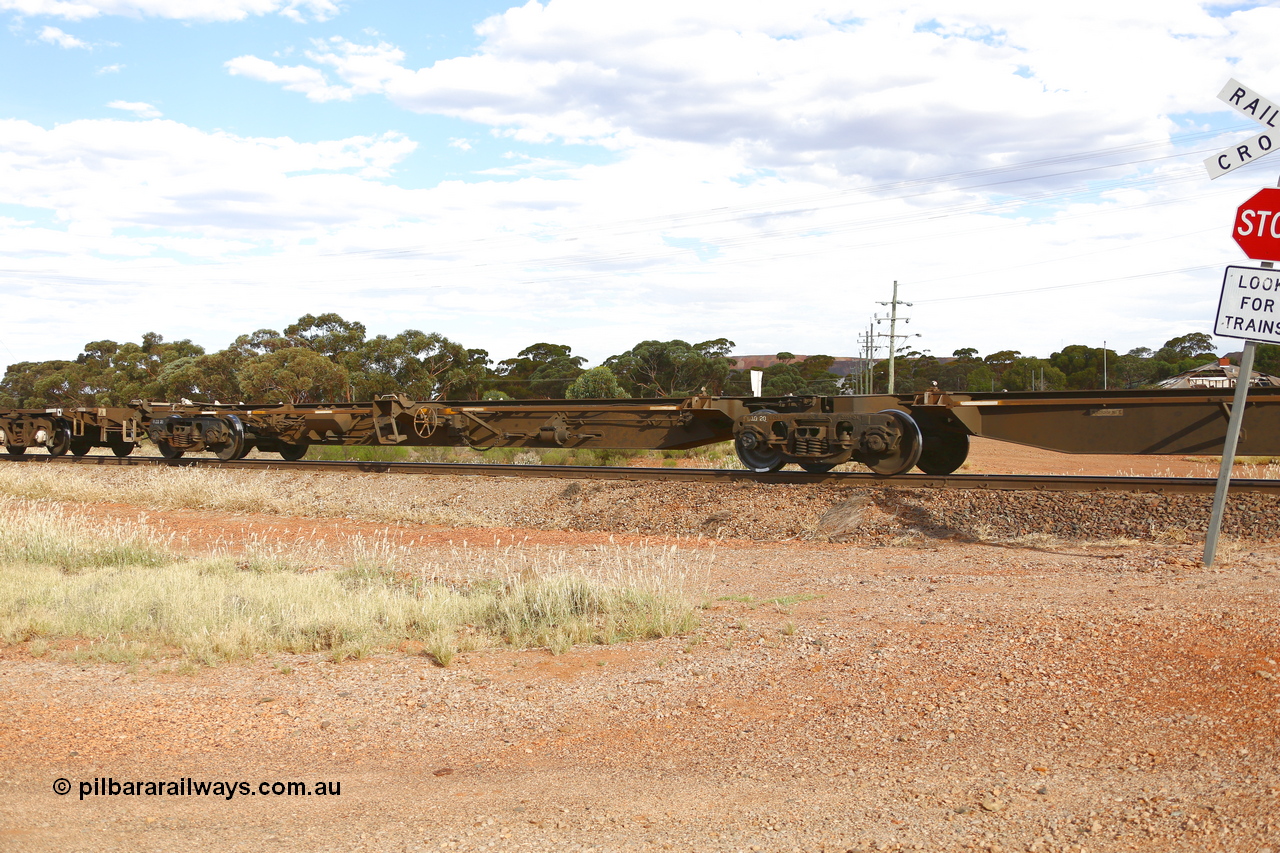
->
[715,591,821,613]
[313,442,744,468]
[306,445,415,463]
[1182,455,1280,466]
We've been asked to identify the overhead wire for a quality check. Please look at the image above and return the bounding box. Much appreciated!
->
[914,263,1226,304]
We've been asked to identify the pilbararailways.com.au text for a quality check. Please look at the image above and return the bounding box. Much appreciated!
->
[54,777,341,801]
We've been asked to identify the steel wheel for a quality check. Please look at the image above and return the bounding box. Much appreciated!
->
[799,462,836,474]
[70,436,95,457]
[155,440,184,459]
[46,426,72,457]
[734,409,785,473]
[864,409,923,476]
[110,441,135,457]
[5,444,25,456]
[212,415,245,461]
[278,442,309,461]
[916,430,969,475]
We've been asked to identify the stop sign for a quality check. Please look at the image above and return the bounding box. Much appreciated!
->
[1234,188,1280,260]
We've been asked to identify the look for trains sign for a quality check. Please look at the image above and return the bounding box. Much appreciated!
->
[1214,265,1280,345]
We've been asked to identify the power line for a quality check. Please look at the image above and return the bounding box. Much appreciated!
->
[913,263,1226,304]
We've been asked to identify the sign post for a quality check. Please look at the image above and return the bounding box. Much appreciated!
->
[1202,76,1280,563]
[1206,262,1280,566]
[1203,341,1257,567]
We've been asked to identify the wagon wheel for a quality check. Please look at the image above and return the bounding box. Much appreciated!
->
[109,441,136,457]
[864,409,923,476]
[70,436,95,457]
[277,442,309,461]
[915,430,969,475]
[413,407,440,438]
[734,408,785,473]
[46,426,72,457]
[213,415,245,461]
[155,440,184,459]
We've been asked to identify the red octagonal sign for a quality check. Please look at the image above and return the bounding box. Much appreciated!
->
[1234,188,1280,260]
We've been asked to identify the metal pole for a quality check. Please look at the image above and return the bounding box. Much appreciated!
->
[1204,340,1257,567]
[870,323,877,394]
[887,281,899,395]
[875,282,914,395]
[866,321,874,395]
[1103,341,1108,390]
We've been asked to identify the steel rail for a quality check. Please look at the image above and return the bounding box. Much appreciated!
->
[3,453,1279,495]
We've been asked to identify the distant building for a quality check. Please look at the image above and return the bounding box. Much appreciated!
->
[1156,357,1280,389]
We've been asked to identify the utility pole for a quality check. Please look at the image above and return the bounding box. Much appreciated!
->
[860,321,876,394]
[876,280,916,394]
[855,327,867,394]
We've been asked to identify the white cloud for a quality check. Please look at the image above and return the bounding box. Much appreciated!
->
[4,2,1275,370]
[224,0,1270,183]
[0,119,420,237]
[36,23,87,48]
[107,100,161,117]
[0,0,340,23]
[1,0,100,19]
[95,62,123,73]
[226,36,407,104]
[225,54,352,102]
[0,109,1249,371]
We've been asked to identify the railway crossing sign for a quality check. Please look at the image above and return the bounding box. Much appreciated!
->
[1232,187,1280,260]
[1205,78,1280,179]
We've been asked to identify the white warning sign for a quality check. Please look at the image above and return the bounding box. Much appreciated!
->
[1204,79,1280,179]
[1215,265,1280,344]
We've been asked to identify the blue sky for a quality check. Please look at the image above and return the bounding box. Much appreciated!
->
[3,0,1280,375]
[0,1,537,185]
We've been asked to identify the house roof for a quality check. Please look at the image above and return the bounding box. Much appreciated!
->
[1155,361,1280,388]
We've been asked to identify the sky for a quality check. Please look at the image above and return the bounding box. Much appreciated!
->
[3,0,1280,376]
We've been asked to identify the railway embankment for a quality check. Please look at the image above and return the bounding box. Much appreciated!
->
[2,459,1276,545]
[532,480,1280,544]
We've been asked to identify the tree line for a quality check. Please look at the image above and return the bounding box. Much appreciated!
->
[0,314,1249,408]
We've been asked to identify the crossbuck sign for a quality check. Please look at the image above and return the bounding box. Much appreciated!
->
[1205,79,1280,179]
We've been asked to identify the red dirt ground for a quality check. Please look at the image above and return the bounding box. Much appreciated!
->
[1,440,1277,852]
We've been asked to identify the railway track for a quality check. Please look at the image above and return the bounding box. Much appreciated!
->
[4,453,1278,495]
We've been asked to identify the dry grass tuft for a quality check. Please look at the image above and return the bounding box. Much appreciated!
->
[0,465,476,526]
[1153,527,1196,545]
[0,500,705,666]
[963,523,1064,549]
